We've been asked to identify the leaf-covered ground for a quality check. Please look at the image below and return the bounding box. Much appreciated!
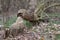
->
[4,23,60,40]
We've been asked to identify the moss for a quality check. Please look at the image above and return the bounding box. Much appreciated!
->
[4,16,33,29]
[55,34,60,40]
[4,16,17,28]
[23,20,33,29]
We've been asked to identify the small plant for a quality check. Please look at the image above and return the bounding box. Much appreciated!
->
[34,1,60,20]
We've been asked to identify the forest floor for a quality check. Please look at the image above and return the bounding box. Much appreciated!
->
[4,23,60,40]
